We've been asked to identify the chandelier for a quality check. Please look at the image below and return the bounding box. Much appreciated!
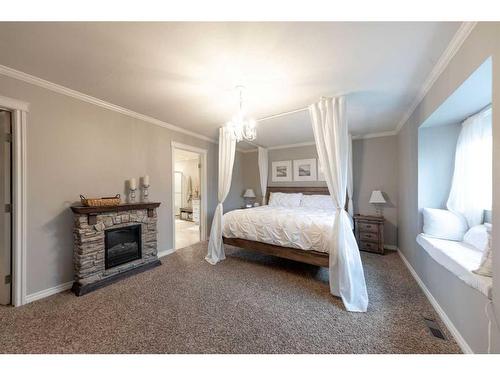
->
[226,86,257,142]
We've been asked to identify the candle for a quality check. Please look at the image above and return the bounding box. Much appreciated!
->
[142,175,150,186]
[129,178,137,190]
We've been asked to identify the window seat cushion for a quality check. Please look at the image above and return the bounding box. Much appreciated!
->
[416,233,492,299]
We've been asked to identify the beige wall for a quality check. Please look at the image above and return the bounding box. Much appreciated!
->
[174,158,200,208]
[397,22,500,353]
[175,159,200,192]
[0,73,244,296]
[241,136,399,246]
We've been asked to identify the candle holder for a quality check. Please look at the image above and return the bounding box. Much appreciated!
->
[128,188,137,203]
[141,184,150,202]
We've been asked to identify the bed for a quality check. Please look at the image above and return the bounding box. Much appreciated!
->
[222,186,337,267]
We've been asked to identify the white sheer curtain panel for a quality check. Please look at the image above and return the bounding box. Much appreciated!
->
[447,106,492,228]
[309,96,368,312]
[258,147,269,205]
[205,127,236,265]
[347,134,354,217]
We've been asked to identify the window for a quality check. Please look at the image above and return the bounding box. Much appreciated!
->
[447,106,492,227]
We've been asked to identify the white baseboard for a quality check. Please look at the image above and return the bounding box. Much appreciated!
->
[24,281,73,304]
[397,249,473,354]
[158,248,175,258]
[384,244,398,251]
[24,250,174,305]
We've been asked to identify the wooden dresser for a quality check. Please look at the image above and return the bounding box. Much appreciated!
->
[354,215,385,255]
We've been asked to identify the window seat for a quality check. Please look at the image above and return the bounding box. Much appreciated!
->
[416,234,492,299]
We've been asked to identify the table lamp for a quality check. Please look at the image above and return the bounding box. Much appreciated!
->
[369,190,386,216]
[243,189,256,208]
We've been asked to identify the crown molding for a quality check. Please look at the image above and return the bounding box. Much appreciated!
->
[351,130,398,140]
[394,22,477,134]
[238,131,399,153]
[0,64,217,144]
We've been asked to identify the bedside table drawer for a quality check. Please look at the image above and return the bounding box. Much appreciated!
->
[359,240,381,253]
[357,222,378,233]
[360,231,379,242]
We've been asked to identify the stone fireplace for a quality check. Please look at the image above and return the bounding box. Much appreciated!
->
[71,202,161,296]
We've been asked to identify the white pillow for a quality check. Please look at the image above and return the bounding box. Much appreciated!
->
[473,225,492,277]
[422,208,468,241]
[463,224,490,252]
[268,192,303,208]
[300,194,336,210]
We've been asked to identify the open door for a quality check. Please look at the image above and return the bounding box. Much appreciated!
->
[0,110,12,305]
[172,143,207,251]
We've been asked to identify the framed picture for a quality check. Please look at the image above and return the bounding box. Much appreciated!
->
[317,160,326,181]
[272,160,292,182]
[293,159,317,181]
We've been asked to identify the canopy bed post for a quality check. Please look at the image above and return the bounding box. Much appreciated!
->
[258,146,268,205]
[309,96,368,312]
[205,127,236,265]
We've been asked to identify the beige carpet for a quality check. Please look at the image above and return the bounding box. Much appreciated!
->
[0,242,461,354]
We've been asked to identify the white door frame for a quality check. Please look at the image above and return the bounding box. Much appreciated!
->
[171,141,208,249]
[0,95,29,307]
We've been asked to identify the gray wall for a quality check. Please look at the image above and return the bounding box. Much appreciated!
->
[241,136,399,247]
[418,123,461,211]
[225,151,245,212]
[352,136,398,247]
[267,145,328,189]
[0,73,244,296]
[240,144,328,200]
[397,23,500,353]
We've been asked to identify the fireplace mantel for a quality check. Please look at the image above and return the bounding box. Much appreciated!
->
[71,202,161,224]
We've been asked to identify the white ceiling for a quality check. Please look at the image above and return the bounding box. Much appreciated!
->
[0,22,461,145]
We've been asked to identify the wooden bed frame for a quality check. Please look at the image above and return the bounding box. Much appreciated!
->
[222,186,331,268]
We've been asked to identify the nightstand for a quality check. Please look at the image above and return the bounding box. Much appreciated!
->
[354,215,385,255]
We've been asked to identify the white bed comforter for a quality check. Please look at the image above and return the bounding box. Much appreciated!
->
[222,206,336,253]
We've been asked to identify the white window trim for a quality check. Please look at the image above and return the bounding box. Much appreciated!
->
[0,95,29,306]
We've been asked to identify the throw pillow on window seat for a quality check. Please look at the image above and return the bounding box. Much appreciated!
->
[473,224,493,277]
[422,208,468,241]
[463,224,491,252]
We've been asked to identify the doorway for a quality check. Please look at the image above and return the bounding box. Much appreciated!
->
[0,110,12,306]
[171,142,207,250]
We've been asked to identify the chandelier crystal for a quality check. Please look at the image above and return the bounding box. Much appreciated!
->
[226,86,257,142]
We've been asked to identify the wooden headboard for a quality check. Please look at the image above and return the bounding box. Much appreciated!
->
[265,186,350,209]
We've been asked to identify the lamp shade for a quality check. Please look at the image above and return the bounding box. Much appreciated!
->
[243,188,256,198]
[369,190,386,204]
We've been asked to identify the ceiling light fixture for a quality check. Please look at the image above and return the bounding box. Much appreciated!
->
[226,86,257,142]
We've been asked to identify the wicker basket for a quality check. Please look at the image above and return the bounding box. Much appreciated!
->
[80,194,121,207]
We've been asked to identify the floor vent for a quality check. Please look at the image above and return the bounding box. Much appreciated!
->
[424,318,446,340]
